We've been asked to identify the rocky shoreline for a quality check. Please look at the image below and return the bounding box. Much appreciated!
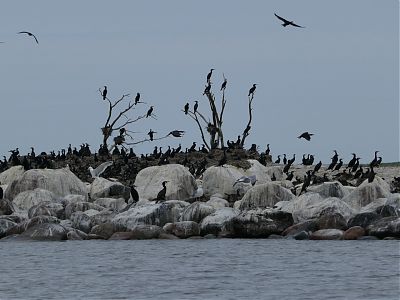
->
[0,150,399,241]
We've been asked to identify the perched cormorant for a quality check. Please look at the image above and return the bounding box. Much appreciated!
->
[274,155,281,164]
[189,142,196,152]
[148,129,156,141]
[248,84,257,97]
[286,171,294,181]
[218,150,227,166]
[334,159,343,171]
[203,83,211,95]
[221,78,227,91]
[194,101,198,113]
[184,103,189,114]
[146,106,154,118]
[368,167,376,183]
[298,132,314,141]
[283,163,291,174]
[135,93,140,105]
[347,153,357,169]
[274,13,305,28]
[207,68,214,84]
[271,173,277,181]
[353,166,363,179]
[0,186,3,199]
[265,144,270,155]
[370,151,379,168]
[288,154,296,165]
[313,161,322,174]
[18,31,39,44]
[351,158,361,173]
[102,86,107,100]
[283,154,287,165]
[129,184,139,203]
[156,181,168,203]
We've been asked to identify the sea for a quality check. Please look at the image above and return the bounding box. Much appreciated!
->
[0,239,399,300]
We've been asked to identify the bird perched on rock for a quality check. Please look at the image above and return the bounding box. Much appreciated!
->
[130,184,139,203]
[218,150,227,166]
[156,181,168,203]
[168,130,185,137]
[88,161,113,178]
[18,31,39,43]
[102,86,107,100]
[233,175,257,187]
[248,84,257,97]
[0,186,3,199]
[298,132,314,141]
[274,13,305,28]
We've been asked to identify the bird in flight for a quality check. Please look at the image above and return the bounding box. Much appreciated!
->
[298,132,314,141]
[18,31,39,44]
[274,13,305,28]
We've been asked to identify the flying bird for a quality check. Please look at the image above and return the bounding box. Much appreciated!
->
[274,13,305,28]
[18,31,39,44]
[88,161,113,178]
[168,130,185,137]
[298,132,314,141]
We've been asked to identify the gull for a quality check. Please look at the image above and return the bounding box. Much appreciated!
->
[88,161,113,178]
[18,31,39,44]
[274,13,305,28]
[233,175,257,187]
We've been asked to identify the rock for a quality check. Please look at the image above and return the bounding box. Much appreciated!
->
[293,231,310,240]
[200,207,239,236]
[204,234,217,239]
[367,217,400,238]
[159,233,180,239]
[0,198,14,215]
[64,202,104,219]
[232,209,293,238]
[282,219,318,236]
[244,160,272,183]
[129,225,162,239]
[265,166,285,181]
[28,202,64,219]
[375,205,399,218]
[202,165,245,198]
[67,229,88,240]
[357,236,379,240]
[25,216,60,231]
[109,232,133,240]
[239,183,295,210]
[342,177,391,210]
[206,197,229,210]
[310,229,344,240]
[343,226,365,240]
[89,178,130,201]
[0,166,25,185]
[90,209,118,226]
[112,200,188,230]
[5,167,88,200]
[94,197,127,212]
[86,234,105,240]
[233,200,242,210]
[308,181,350,199]
[316,211,347,230]
[61,194,87,206]
[268,234,283,239]
[169,221,200,238]
[13,188,56,211]
[21,223,68,241]
[90,223,115,239]
[347,212,380,229]
[162,223,174,234]
[0,219,18,238]
[134,164,196,201]
[179,202,215,223]
[291,193,355,223]
[70,211,92,233]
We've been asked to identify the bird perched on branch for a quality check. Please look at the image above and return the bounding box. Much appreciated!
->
[221,78,227,91]
[168,130,185,137]
[207,68,214,84]
[194,101,198,113]
[274,13,305,28]
[148,129,156,141]
[298,132,314,141]
[184,103,189,114]
[88,161,113,178]
[135,93,140,105]
[102,86,107,100]
[146,106,154,118]
[248,84,257,97]
[18,31,39,44]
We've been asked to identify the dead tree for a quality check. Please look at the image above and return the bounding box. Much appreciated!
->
[240,92,255,148]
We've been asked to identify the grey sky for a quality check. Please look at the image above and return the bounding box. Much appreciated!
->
[1,1,398,163]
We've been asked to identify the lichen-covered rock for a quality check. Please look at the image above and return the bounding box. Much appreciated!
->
[89,209,117,226]
[169,221,200,238]
[342,177,391,210]
[232,209,293,238]
[375,205,399,218]
[90,223,115,239]
[367,217,400,238]
[200,207,239,236]
[310,229,344,240]
[308,181,350,199]
[0,166,25,185]
[5,167,88,200]
[112,200,188,230]
[24,216,60,231]
[347,212,380,229]
[206,197,229,210]
[239,183,295,210]
[265,166,285,181]
[179,202,215,223]
[28,202,64,219]
[134,164,196,201]
[21,223,68,241]
[94,197,127,212]
[202,165,245,198]
[0,198,14,215]
[89,178,130,201]
[13,188,56,211]
[343,226,365,240]
[64,202,104,219]
[70,211,92,233]
[316,212,347,230]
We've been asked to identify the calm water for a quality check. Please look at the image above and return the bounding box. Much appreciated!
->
[0,239,399,300]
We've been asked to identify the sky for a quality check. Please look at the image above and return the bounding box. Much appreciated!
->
[0,0,399,164]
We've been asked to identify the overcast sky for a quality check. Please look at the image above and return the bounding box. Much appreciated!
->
[1,0,398,164]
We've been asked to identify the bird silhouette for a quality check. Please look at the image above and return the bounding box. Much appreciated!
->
[184,103,189,114]
[194,100,198,113]
[102,86,107,100]
[18,31,39,44]
[298,132,314,141]
[135,93,140,105]
[248,84,257,96]
[221,78,227,91]
[146,106,153,118]
[156,181,169,203]
[207,68,214,84]
[274,13,305,28]
[88,161,113,178]
[168,130,185,137]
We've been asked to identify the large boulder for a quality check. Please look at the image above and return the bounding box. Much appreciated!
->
[291,193,355,223]
[232,209,293,238]
[343,226,365,240]
[13,188,56,211]
[94,198,127,212]
[206,197,229,210]
[90,209,118,226]
[239,183,295,210]
[179,202,215,223]
[90,223,115,239]
[360,194,400,213]
[367,217,400,238]
[202,165,245,198]
[0,219,18,238]
[282,219,318,236]
[112,200,188,230]
[5,168,88,200]
[316,211,347,230]
[0,198,14,215]
[109,225,162,240]
[89,178,130,201]
[165,221,200,238]
[200,207,239,236]
[0,166,25,185]
[65,202,104,219]
[70,211,92,233]
[308,181,350,199]
[347,212,380,229]
[342,177,391,210]
[28,202,64,219]
[134,164,196,201]
[244,160,271,184]
[310,229,344,240]
[20,223,68,241]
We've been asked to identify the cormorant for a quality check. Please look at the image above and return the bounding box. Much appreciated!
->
[221,78,227,91]
[353,166,363,179]
[351,158,360,173]
[274,13,305,28]
[207,68,214,84]
[146,106,154,118]
[370,151,379,168]
[0,186,3,199]
[298,132,314,141]
[283,163,291,174]
[168,130,185,137]
[334,159,343,171]
[313,161,322,174]
[218,150,227,166]
[286,171,294,181]
[194,101,198,113]
[248,84,257,97]
[18,31,39,43]
[189,142,196,152]
[30,147,36,158]
[368,167,376,183]
[274,155,281,164]
[265,144,270,155]
[156,181,168,203]
[102,86,107,100]
[184,103,189,114]
[347,153,357,169]
[203,83,211,95]
[288,154,296,165]
[283,154,287,164]
[331,150,339,165]
[327,160,336,171]
[271,173,277,181]
[135,93,140,105]
[148,129,156,141]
